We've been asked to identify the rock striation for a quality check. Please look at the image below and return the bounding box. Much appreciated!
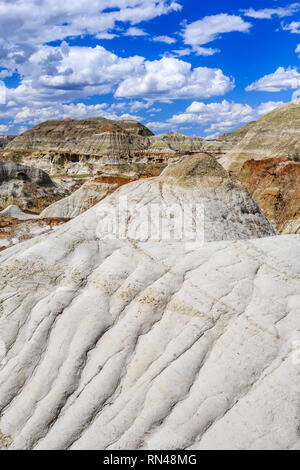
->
[156,154,276,241]
[239,156,300,234]
[6,117,153,159]
[0,162,64,212]
[218,121,257,145]
[221,99,300,172]
[148,132,231,157]
[0,154,298,450]
[5,118,232,177]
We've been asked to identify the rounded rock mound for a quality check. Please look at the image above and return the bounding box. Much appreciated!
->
[155,153,276,242]
[42,153,275,242]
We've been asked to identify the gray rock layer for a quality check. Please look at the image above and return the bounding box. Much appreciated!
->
[0,162,54,186]
[0,162,63,213]
[6,118,153,158]
[221,99,300,172]
[6,118,232,166]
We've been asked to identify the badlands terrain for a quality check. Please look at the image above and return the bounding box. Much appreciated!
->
[0,100,299,450]
[0,136,15,149]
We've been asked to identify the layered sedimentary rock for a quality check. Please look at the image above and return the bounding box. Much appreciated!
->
[5,118,232,177]
[0,155,295,451]
[41,176,134,219]
[0,162,64,212]
[149,132,231,157]
[221,99,300,172]
[6,117,153,159]
[219,121,257,145]
[239,156,300,234]
[6,119,231,159]
[149,132,204,154]
[0,136,16,149]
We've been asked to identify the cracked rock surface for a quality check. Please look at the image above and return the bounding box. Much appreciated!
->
[0,154,298,450]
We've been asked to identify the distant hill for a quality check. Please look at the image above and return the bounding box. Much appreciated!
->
[6,117,154,157]
[5,117,232,173]
[221,100,300,172]
[218,121,257,145]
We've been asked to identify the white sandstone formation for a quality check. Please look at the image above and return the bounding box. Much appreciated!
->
[0,205,39,220]
[0,154,298,451]
[40,176,132,219]
[42,154,275,239]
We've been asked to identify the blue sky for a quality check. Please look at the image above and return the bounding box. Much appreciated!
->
[1,0,300,137]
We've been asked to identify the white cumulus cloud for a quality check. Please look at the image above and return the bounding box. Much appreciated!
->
[256,101,285,115]
[0,124,9,133]
[246,67,300,92]
[146,121,174,131]
[0,0,182,71]
[4,44,234,107]
[282,21,300,33]
[8,45,145,105]
[242,3,300,19]
[115,57,234,100]
[153,35,176,44]
[169,99,285,135]
[13,102,143,126]
[182,14,251,47]
[125,27,148,36]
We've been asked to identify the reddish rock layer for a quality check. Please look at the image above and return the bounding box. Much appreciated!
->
[0,217,70,251]
[239,156,300,233]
